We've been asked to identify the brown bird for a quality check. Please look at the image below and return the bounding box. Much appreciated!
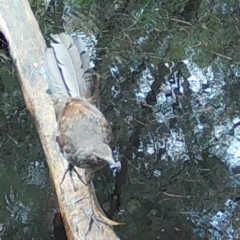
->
[44,33,121,188]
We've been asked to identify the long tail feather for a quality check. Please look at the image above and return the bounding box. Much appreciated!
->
[72,36,96,101]
[51,33,82,97]
[45,33,91,98]
[73,37,90,72]
[45,48,68,96]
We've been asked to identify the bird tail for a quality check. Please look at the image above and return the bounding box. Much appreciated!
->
[45,33,93,99]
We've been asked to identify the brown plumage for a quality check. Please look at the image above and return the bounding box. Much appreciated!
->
[44,33,121,187]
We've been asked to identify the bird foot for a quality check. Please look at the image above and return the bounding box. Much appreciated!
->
[61,164,88,191]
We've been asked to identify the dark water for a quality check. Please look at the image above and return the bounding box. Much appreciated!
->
[1,0,240,239]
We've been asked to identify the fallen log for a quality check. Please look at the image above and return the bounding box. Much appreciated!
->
[0,1,121,239]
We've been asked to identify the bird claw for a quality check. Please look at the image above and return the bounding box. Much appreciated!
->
[61,163,88,191]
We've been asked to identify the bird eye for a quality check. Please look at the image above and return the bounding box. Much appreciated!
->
[64,148,71,154]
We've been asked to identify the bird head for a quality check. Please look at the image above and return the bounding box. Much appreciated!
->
[92,143,121,172]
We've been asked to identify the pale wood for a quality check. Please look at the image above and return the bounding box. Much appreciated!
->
[0,1,121,239]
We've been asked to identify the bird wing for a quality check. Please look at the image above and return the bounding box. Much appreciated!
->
[58,98,113,146]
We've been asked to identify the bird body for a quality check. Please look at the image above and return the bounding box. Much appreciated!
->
[57,98,114,171]
[44,33,121,184]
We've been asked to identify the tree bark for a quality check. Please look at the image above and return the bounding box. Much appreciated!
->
[0,1,120,239]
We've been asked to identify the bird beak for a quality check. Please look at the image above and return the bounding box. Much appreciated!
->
[105,156,121,168]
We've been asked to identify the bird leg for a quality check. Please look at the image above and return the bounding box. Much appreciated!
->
[84,169,95,185]
[61,163,87,191]
[57,135,88,190]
